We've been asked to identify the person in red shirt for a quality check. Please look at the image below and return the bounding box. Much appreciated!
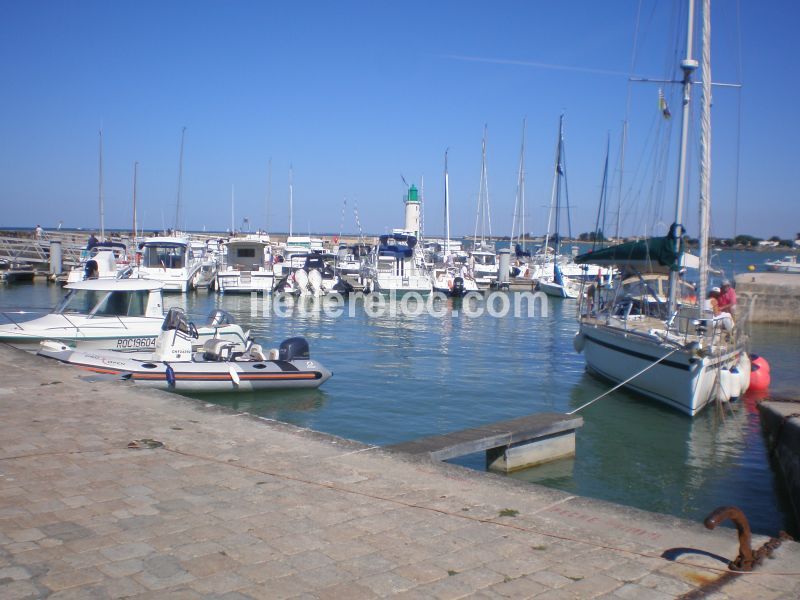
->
[718,279,737,318]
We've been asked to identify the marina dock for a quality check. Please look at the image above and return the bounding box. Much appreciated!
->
[1,343,799,598]
[735,272,800,323]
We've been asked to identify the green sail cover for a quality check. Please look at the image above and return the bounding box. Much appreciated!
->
[574,237,682,273]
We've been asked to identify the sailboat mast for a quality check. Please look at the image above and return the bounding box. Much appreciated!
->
[473,125,491,247]
[132,161,138,242]
[230,184,235,234]
[667,0,699,316]
[511,118,527,252]
[175,126,186,233]
[593,135,610,252]
[266,157,272,233]
[542,117,562,265]
[698,0,712,308]
[98,129,104,240]
[554,115,564,258]
[444,150,450,254]
[288,165,294,238]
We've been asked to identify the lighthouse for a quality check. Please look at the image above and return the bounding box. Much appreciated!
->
[404,184,421,238]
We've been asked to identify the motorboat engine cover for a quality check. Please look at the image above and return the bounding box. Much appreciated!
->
[279,337,310,361]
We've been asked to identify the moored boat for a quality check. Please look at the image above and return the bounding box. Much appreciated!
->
[0,279,249,352]
[38,309,332,392]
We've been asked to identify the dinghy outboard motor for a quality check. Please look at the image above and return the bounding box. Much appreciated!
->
[333,279,355,294]
[279,337,310,362]
[84,259,99,279]
[452,276,465,296]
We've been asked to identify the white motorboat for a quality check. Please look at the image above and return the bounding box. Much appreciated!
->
[216,237,275,294]
[38,309,332,392]
[66,242,132,283]
[0,279,249,352]
[132,236,202,293]
[334,243,370,279]
[362,232,432,294]
[468,247,499,288]
[765,255,800,273]
[274,253,351,297]
[361,184,432,294]
[573,1,751,416]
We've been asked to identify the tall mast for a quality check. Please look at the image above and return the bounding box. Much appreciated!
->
[473,124,492,247]
[444,149,450,254]
[288,165,294,238]
[266,157,272,233]
[230,184,235,234]
[593,134,611,252]
[420,175,425,241]
[554,115,565,258]
[132,161,138,242]
[98,129,104,240]
[615,121,627,241]
[511,118,527,252]
[175,126,186,233]
[667,0,699,316]
[698,0,712,309]
[543,115,563,265]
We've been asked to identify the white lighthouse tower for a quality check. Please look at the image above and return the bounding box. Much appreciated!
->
[403,184,421,238]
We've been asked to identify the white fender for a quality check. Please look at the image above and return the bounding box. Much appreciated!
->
[228,365,240,386]
[573,332,586,353]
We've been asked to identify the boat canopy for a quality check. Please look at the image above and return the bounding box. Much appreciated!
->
[575,236,698,274]
[140,237,189,247]
[378,233,417,258]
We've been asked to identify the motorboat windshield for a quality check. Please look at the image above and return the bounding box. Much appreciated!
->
[141,242,188,269]
[55,289,150,317]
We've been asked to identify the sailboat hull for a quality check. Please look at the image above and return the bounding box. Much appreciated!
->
[538,279,579,299]
[578,323,750,416]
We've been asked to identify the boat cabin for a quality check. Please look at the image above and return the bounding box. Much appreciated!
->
[224,239,271,271]
[140,238,191,269]
[56,279,164,318]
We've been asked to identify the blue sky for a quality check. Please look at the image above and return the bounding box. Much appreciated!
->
[1,1,797,239]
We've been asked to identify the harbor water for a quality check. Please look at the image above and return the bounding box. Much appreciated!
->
[1,249,798,539]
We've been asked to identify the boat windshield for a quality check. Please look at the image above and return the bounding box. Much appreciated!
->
[142,244,186,269]
[55,289,149,317]
[472,253,496,266]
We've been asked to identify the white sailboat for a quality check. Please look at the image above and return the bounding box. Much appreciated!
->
[468,126,499,288]
[573,0,750,417]
[432,150,479,297]
[538,115,582,299]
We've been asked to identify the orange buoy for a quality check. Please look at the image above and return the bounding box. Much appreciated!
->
[751,354,771,374]
[749,360,771,391]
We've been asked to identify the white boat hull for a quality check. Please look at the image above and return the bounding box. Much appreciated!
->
[538,279,579,299]
[578,324,750,416]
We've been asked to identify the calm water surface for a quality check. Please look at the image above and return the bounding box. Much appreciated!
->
[1,249,797,537]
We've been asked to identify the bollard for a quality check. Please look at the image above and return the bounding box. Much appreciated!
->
[49,240,63,275]
[498,248,510,286]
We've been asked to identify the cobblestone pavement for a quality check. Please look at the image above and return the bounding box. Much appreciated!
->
[1,345,798,599]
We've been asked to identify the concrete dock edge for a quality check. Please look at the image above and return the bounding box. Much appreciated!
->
[758,401,800,529]
[1,343,799,599]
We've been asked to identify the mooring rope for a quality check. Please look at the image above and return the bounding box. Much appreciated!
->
[567,346,683,415]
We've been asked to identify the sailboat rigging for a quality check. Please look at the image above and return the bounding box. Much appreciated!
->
[572,0,751,417]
